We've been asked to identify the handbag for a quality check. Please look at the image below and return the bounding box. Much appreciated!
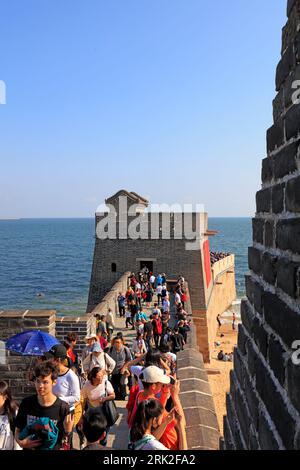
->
[102,381,119,427]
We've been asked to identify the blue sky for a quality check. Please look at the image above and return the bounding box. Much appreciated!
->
[0,0,287,218]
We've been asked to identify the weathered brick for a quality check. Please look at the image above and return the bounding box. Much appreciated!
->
[276,218,300,254]
[264,219,275,248]
[237,323,248,356]
[286,174,300,212]
[284,63,300,108]
[262,251,278,286]
[276,45,294,90]
[273,88,284,122]
[256,188,272,213]
[272,183,285,213]
[252,316,268,358]
[244,367,259,430]
[267,119,284,153]
[255,350,297,449]
[258,410,281,450]
[264,290,300,348]
[273,141,298,179]
[285,103,300,140]
[268,334,287,386]
[248,246,262,275]
[240,298,255,334]
[252,218,264,244]
[261,157,273,183]
[245,275,263,315]
[277,257,299,298]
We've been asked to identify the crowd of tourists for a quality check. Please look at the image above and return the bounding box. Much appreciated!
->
[210,251,231,264]
[0,271,190,451]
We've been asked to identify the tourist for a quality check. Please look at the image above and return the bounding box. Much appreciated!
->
[170,327,185,353]
[130,399,169,450]
[81,334,98,364]
[117,292,126,318]
[162,296,170,314]
[97,315,108,339]
[128,366,186,450]
[106,308,115,342]
[156,283,163,306]
[97,330,109,352]
[145,285,153,307]
[156,274,162,287]
[149,273,156,290]
[45,344,81,407]
[15,361,73,450]
[152,312,163,348]
[132,332,147,358]
[143,319,154,349]
[130,300,138,330]
[125,309,132,328]
[82,342,116,376]
[232,312,236,330]
[174,290,181,306]
[152,303,161,317]
[181,290,187,308]
[108,336,132,400]
[217,314,222,328]
[64,332,80,373]
[0,381,20,450]
[159,343,177,377]
[161,284,168,301]
[80,366,115,446]
[81,409,107,450]
[217,350,224,361]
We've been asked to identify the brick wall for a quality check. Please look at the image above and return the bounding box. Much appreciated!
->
[224,0,300,450]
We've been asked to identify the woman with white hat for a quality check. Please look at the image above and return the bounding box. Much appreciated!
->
[82,342,116,377]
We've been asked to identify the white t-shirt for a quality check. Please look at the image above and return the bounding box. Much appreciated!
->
[163,300,170,312]
[81,380,114,408]
[150,275,155,284]
[134,434,168,450]
[175,292,181,303]
[52,368,80,405]
[156,285,162,295]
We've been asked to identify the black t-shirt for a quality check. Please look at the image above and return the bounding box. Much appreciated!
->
[15,395,69,449]
[143,321,153,335]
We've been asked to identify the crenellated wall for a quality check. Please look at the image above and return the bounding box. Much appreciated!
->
[224,0,300,450]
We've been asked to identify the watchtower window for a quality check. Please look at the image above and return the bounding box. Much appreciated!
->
[111,263,117,272]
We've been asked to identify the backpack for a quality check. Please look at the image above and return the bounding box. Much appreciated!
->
[19,417,59,450]
[153,318,162,335]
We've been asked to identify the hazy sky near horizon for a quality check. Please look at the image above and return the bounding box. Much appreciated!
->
[0,0,287,218]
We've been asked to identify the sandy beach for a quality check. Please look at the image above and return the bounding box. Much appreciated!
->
[205,322,239,436]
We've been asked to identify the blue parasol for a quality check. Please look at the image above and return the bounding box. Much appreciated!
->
[5,330,60,356]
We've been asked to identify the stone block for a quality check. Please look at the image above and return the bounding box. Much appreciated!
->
[276,218,300,254]
[252,218,264,244]
[264,219,275,248]
[275,44,294,90]
[245,275,263,315]
[272,183,285,213]
[261,157,273,183]
[248,246,262,275]
[273,140,298,179]
[286,174,300,212]
[256,188,272,213]
[285,103,300,140]
[237,323,248,356]
[262,251,278,286]
[277,257,299,298]
[268,334,287,386]
[264,291,300,345]
[258,409,281,450]
[273,88,284,122]
[266,119,284,153]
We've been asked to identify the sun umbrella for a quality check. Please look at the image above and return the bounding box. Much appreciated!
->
[5,330,60,356]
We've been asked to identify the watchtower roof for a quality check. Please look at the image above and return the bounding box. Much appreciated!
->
[105,190,149,206]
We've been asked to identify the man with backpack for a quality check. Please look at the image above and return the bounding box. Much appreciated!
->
[108,337,132,400]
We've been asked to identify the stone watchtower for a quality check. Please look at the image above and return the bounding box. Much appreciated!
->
[87,189,236,361]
